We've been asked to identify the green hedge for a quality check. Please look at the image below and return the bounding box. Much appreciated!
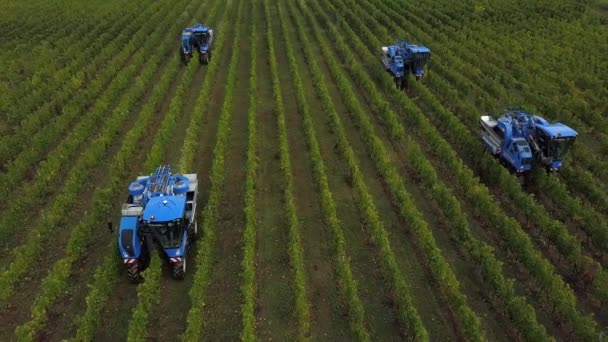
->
[295,2,429,340]
[262,0,311,339]
[313,0,599,338]
[279,2,370,340]
[181,0,244,340]
[240,0,259,340]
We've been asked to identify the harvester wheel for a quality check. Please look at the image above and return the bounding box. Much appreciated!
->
[200,53,209,65]
[182,51,190,65]
[517,173,530,188]
[127,262,141,283]
[395,77,405,90]
[172,257,186,280]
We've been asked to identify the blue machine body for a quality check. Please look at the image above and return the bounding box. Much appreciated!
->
[181,28,193,55]
[117,165,198,280]
[191,24,211,54]
[381,39,431,86]
[480,108,578,173]
[180,23,214,64]
[118,216,142,260]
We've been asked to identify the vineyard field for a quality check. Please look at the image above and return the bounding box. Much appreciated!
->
[1,0,607,340]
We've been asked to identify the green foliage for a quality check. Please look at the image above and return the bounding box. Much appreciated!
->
[13,37,183,342]
[263,0,311,339]
[304,0,488,340]
[72,241,121,342]
[126,0,229,340]
[9,0,219,338]
[126,254,162,342]
[318,0,601,338]
[365,0,608,308]
[240,0,259,340]
[279,2,370,340]
[181,0,244,340]
[70,0,228,336]
[404,137,552,341]
[370,0,608,261]
[1,27,177,302]
[0,1,174,243]
[0,0,168,190]
[0,0,148,130]
[295,2,429,340]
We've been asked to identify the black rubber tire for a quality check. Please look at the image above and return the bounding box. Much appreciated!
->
[182,49,190,65]
[127,262,141,283]
[172,257,186,280]
[199,53,209,65]
[395,76,406,90]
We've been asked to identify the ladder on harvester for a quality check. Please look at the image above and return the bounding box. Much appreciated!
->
[147,164,172,196]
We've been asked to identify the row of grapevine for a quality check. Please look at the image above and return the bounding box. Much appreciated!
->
[311,10,555,338]
[295,8,551,331]
[560,167,608,216]
[314,0,600,338]
[0,4,86,61]
[402,54,608,222]
[0,0,60,40]
[277,2,369,340]
[0,0,168,191]
[299,1,490,340]
[0,5,176,237]
[69,18,206,338]
[262,0,311,339]
[0,0,146,129]
[352,0,608,304]
[71,241,120,341]
[239,0,259,339]
[0,0,178,240]
[0,0,110,46]
[356,0,608,312]
[530,171,608,255]
[180,0,244,339]
[333,0,608,306]
[68,43,190,335]
[293,1,428,340]
[401,135,552,341]
[123,0,231,339]
[0,0,169,166]
[126,253,162,342]
[0,0,193,300]
[12,37,186,342]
